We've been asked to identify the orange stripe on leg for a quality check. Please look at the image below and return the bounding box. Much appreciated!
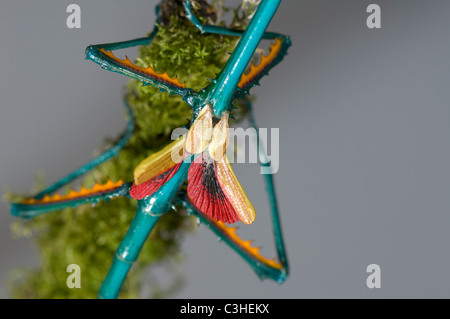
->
[99,48,186,89]
[238,38,282,89]
[212,219,282,269]
[21,179,125,205]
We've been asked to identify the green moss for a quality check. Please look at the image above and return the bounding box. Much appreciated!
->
[9,12,243,299]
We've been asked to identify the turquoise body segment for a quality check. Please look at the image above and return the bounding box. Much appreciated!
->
[98,209,161,299]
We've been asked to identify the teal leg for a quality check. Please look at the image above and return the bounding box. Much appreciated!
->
[11,99,134,219]
[93,33,156,52]
[11,183,131,220]
[246,99,288,275]
[98,198,161,299]
[182,200,287,283]
[85,25,192,98]
[33,100,134,200]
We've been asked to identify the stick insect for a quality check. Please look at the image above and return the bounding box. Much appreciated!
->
[11,0,291,299]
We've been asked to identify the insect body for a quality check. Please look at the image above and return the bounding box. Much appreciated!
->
[11,0,291,299]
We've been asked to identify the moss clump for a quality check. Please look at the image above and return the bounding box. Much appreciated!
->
[9,2,244,299]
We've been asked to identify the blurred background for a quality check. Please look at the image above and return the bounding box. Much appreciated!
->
[1,0,450,298]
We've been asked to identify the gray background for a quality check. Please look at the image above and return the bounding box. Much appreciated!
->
[1,0,450,298]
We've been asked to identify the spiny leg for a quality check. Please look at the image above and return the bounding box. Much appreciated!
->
[11,98,133,219]
[11,180,131,220]
[86,25,193,100]
[183,0,291,99]
[181,198,287,283]
[29,99,134,200]
[234,32,291,98]
[191,0,288,116]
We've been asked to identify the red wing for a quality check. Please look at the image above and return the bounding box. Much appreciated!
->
[187,155,239,224]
